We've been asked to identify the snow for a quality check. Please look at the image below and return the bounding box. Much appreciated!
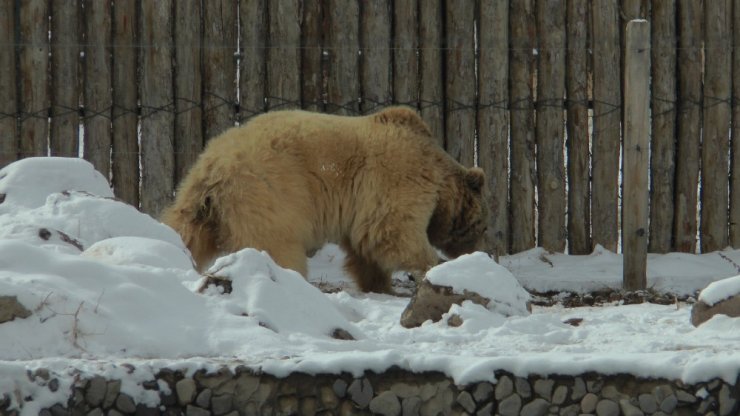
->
[698,274,740,306]
[1,157,740,414]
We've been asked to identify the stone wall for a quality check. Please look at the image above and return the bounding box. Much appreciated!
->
[2,366,738,416]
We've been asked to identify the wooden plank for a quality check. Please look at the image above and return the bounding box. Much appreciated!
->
[732,0,740,247]
[174,0,203,186]
[360,0,392,114]
[701,0,732,252]
[444,0,476,165]
[301,0,324,112]
[19,0,50,159]
[50,0,80,157]
[83,0,113,178]
[239,0,266,121]
[267,1,302,111]
[203,0,237,137]
[590,0,621,252]
[418,0,444,145]
[648,0,677,253]
[478,1,509,256]
[325,0,360,115]
[566,0,591,254]
[393,0,418,108]
[673,0,702,253]
[0,0,18,168]
[139,1,175,215]
[509,0,537,253]
[536,0,566,252]
[622,20,650,291]
[111,0,140,207]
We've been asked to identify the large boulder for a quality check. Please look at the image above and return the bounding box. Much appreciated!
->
[691,275,740,326]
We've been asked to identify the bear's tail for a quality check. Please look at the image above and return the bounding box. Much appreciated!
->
[161,183,221,272]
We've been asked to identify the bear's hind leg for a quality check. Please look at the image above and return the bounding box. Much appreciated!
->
[342,241,393,294]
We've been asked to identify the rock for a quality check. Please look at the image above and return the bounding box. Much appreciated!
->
[369,391,401,416]
[300,398,317,416]
[115,393,137,414]
[85,376,107,407]
[520,398,549,416]
[185,405,210,416]
[497,394,522,416]
[533,379,554,401]
[619,399,644,416]
[638,393,657,413]
[278,396,298,415]
[691,289,740,327]
[472,383,493,403]
[580,393,598,413]
[719,384,737,416]
[476,402,494,416]
[194,388,212,409]
[0,296,31,323]
[552,385,568,405]
[400,279,491,328]
[391,382,419,399]
[659,393,678,413]
[595,399,619,416]
[559,404,580,416]
[570,377,586,401]
[333,379,348,398]
[516,377,532,399]
[103,380,121,409]
[320,386,339,409]
[456,391,476,413]
[402,397,422,416]
[212,394,233,415]
[495,375,514,400]
[176,378,197,406]
[347,378,373,409]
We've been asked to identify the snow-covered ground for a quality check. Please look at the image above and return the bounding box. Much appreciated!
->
[1,157,739,412]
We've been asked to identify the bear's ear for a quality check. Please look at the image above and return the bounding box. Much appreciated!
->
[465,168,485,193]
[372,107,433,137]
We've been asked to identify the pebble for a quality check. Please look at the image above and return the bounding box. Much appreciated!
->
[497,393,522,416]
[520,398,549,416]
[495,375,514,400]
[595,399,619,416]
[370,391,401,416]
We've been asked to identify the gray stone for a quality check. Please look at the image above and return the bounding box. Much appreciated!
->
[638,393,657,413]
[85,376,107,407]
[419,383,437,401]
[402,397,422,416]
[176,378,197,406]
[601,385,623,400]
[420,385,453,416]
[595,399,619,416]
[495,376,514,400]
[580,393,598,413]
[515,377,532,399]
[520,398,549,416]
[195,388,212,409]
[476,401,493,416]
[333,379,348,398]
[185,405,210,416]
[708,379,722,391]
[0,295,31,323]
[571,377,586,401]
[320,386,339,409]
[534,379,554,401]
[456,391,475,413]
[587,378,604,394]
[497,394,522,416]
[619,399,644,416]
[391,382,420,399]
[278,396,298,415]
[115,393,137,414]
[348,378,373,409]
[659,394,678,413]
[652,384,673,403]
[400,279,495,328]
[370,391,401,416]
[233,373,260,401]
[107,410,124,416]
[719,384,737,416]
[472,383,493,403]
[697,397,717,414]
[676,389,697,404]
[552,385,568,405]
[86,409,103,416]
[559,404,580,416]
[300,397,317,416]
[692,290,740,326]
[103,380,121,409]
[212,394,233,415]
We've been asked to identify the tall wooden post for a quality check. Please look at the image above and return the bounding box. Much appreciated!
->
[623,20,650,291]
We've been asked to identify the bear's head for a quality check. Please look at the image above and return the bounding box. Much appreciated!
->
[427,167,488,258]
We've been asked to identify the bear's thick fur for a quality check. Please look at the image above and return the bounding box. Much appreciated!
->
[162,107,488,293]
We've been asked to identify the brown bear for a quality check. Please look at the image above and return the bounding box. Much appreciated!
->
[162,107,488,293]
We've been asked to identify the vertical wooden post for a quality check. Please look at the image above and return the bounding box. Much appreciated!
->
[239,0,267,121]
[0,0,18,168]
[174,0,203,185]
[566,0,591,254]
[591,0,621,252]
[50,0,80,157]
[326,0,360,114]
[360,0,392,114]
[19,0,50,159]
[478,0,509,256]
[649,0,677,253]
[509,0,536,253]
[701,0,732,252]
[732,0,740,247]
[623,20,650,291]
[444,0,476,165]
[267,0,302,111]
[536,0,566,252]
[203,0,237,137]
[393,0,419,109]
[112,0,140,207]
[301,0,324,112]
[84,0,113,178]
[673,0,703,253]
[419,0,444,146]
[139,1,175,215]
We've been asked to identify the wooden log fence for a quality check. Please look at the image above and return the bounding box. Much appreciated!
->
[1,1,740,274]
